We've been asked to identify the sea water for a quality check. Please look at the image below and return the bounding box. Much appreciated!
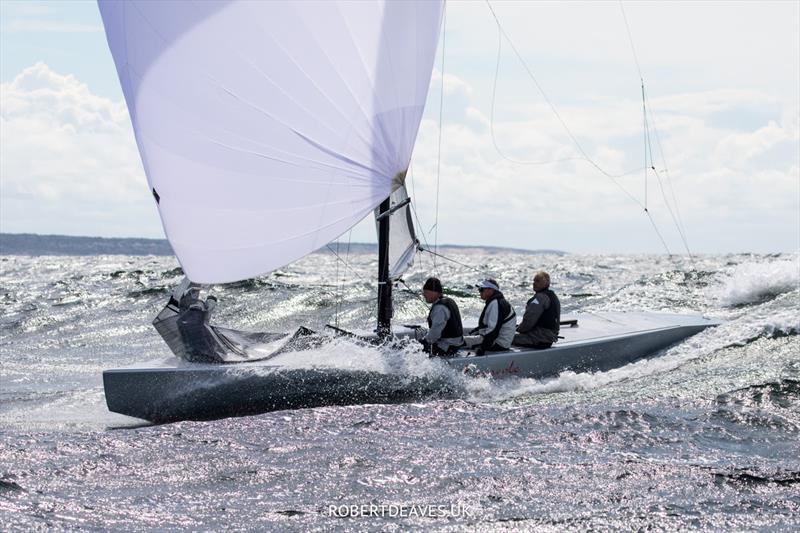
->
[1,237,798,530]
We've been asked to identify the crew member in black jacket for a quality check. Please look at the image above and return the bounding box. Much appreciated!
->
[513,271,561,349]
[418,277,464,357]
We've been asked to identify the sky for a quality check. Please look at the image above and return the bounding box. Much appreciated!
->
[1,0,798,255]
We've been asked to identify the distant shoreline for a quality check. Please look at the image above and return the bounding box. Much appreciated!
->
[0,233,564,257]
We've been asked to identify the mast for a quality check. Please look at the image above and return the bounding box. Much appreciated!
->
[376,196,392,338]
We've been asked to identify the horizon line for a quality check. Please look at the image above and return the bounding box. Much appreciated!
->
[0,231,565,255]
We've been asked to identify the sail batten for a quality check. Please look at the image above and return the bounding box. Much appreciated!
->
[99,0,443,284]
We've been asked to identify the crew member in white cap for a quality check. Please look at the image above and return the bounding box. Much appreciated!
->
[468,279,516,355]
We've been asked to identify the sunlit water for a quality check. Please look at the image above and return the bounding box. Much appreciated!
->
[1,242,798,530]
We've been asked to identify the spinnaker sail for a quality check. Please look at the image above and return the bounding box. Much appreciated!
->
[99,0,444,283]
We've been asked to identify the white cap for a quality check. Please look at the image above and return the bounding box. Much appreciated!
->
[477,279,500,291]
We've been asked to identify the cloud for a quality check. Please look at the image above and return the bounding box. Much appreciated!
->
[0,63,161,237]
[431,69,473,99]
[714,120,797,169]
[3,5,54,17]
[429,69,482,129]
[3,19,103,33]
[407,71,799,252]
[0,1,101,33]
[0,63,796,252]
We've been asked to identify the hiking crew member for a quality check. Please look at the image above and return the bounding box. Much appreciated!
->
[513,271,561,349]
[418,277,464,357]
[470,279,516,355]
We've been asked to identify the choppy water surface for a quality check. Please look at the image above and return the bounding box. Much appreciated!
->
[1,246,798,530]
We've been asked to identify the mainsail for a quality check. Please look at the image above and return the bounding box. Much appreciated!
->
[99,0,443,284]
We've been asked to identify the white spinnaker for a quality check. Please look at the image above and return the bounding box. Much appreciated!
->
[98,0,443,283]
[374,185,418,280]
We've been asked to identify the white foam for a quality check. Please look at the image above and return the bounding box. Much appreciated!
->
[713,258,799,307]
[267,336,454,379]
[464,306,799,403]
[0,387,138,431]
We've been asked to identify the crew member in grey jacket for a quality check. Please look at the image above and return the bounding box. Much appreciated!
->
[418,277,464,357]
[514,271,561,349]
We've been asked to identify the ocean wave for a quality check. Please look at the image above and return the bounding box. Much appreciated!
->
[0,479,24,493]
[714,259,799,307]
[463,358,672,401]
[126,286,169,298]
[715,379,800,411]
[717,300,799,347]
[161,267,184,278]
[109,269,146,279]
[3,250,797,429]
[462,311,799,404]
[710,405,799,433]
[713,468,800,488]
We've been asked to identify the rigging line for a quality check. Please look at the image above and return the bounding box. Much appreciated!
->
[642,107,681,261]
[411,205,433,273]
[651,167,695,262]
[418,246,517,289]
[344,229,353,282]
[643,94,691,242]
[334,238,341,328]
[642,81,649,210]
[489,16,584,166]
[397,278,421,297]
[484,0,645,209]
[641,87,694,262]
[326,244,369,284]
[644,209,672,256]
[396,279,434,314]
[434,3,448,276]
[621,2,689,260]
[643,92,654,210]
[418,246,487,276]
[407,164,434,274]
[643,95,659,211]
[335,229,354,328]
[488,1,674,258]
[619,0,644,81]
[408,165,432,251]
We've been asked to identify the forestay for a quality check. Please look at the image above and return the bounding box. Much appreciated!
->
[98,0,443,283]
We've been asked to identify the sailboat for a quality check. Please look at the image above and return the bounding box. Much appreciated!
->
[98,0,718,423]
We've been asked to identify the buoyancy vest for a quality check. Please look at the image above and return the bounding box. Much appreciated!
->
[478,291,515,347]
[535,289,561,332]
[428,297,464,339]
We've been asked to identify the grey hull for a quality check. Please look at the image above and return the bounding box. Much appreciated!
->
[104,367,457,424]
[103,312,720,423]
[447,317,716,378]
